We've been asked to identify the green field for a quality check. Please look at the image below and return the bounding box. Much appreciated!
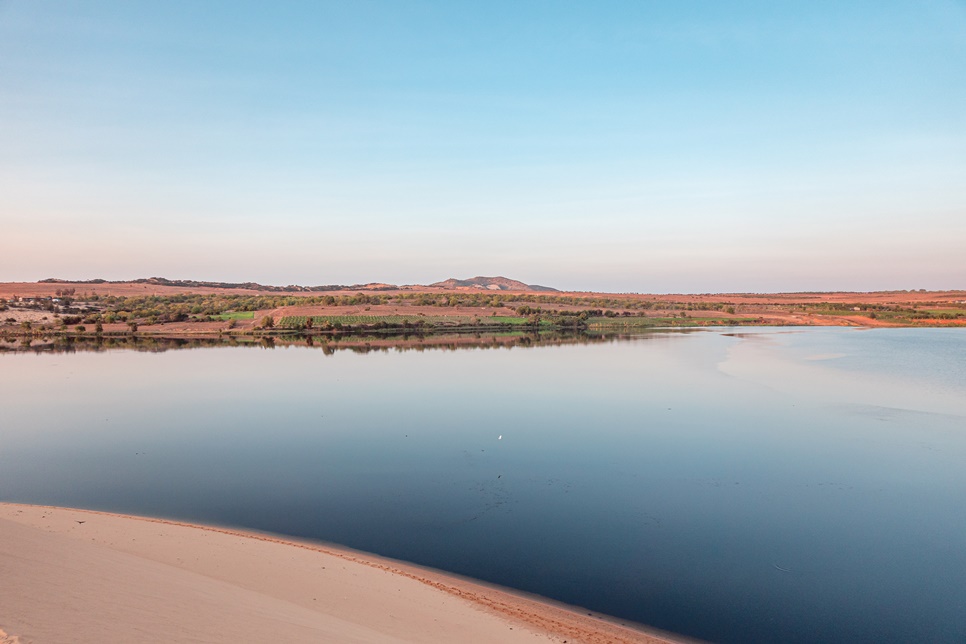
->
[922,309,965,317]
[213,311,255,320]
[486,316,530,325]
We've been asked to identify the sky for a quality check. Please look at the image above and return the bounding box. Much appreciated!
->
[1,1,964,293]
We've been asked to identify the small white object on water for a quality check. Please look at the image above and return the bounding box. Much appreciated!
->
[498,435,502,440]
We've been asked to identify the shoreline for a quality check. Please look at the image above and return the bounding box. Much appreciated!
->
[0,502,689,644]
[4,281,965,339]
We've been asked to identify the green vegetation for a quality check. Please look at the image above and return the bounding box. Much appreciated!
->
[277,315,532,330]
[801,302,966,324]
[487,316,530,325]
[0,290,813,325]
[65,292,396,323]
[586,316,760,328]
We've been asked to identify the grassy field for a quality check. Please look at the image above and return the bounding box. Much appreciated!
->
[213,311,255,320]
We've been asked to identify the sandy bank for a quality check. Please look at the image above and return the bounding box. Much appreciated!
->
[0,503,682,644]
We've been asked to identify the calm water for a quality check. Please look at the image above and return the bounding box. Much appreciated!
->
[2,328,965,643]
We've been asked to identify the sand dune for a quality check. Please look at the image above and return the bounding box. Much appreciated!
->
[0,503,681,644]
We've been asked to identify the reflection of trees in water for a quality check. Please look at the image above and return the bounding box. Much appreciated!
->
[0,329,689,355]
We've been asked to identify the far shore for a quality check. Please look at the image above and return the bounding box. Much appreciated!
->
[0,502,688,644]
[2,281,965,341]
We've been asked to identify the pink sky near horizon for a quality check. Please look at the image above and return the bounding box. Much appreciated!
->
[2,2,964,293]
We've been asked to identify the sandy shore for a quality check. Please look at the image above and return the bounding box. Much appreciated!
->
[0,503,684,644]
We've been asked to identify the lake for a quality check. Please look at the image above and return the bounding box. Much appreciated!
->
[2,328,964,643]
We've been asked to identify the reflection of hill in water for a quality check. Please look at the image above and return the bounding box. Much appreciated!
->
[0,330,695,355]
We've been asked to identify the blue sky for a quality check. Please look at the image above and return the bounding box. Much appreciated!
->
[2,1,964,292]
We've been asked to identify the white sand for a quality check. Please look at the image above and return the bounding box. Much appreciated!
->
[0,503,680,644]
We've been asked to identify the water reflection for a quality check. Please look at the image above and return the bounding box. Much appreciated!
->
[1,328,964,644]
[0,329,699,355]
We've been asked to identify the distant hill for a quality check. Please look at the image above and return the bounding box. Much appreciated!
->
[37,275,559,293]
[429,276,558,292]
[39,277,397,292]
